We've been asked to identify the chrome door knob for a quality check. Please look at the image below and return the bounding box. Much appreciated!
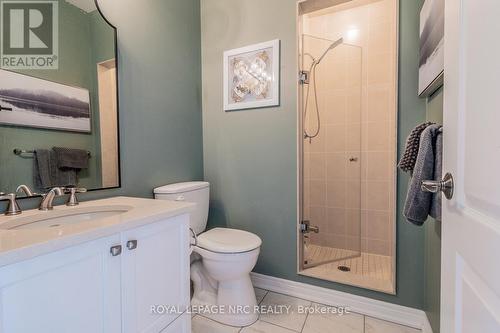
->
[421,173,454,200]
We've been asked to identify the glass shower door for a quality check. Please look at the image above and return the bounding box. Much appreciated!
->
[300,34,363,270]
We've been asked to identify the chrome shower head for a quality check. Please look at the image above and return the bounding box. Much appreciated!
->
[315,37,343,65]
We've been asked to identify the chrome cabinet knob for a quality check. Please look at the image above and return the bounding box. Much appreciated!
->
[126,240,138,250]
[421,172,454,200]
[110,245,122,256]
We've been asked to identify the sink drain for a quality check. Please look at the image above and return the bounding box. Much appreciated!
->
[338,265,351,272]
[49,224,61,228]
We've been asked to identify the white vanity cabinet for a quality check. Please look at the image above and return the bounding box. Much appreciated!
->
[121,214,191,333]
[0,213,191,333]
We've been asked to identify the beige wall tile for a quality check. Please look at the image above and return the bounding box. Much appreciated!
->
[310,180,327,206]
[309,153,326,180]
[346,180,361,209]
[327,180,346,207]
[366,239,390,256]
[327,207,347,234]
[366,86,391,122]
[346,209,361,236]
[308,129,326,152]
[310,206,327,230]
[346,153,361,180]
[345,236,361,251]
[367,52,393,85]
[365,122,390,151]
[346,123,362,151]
[326,124,346,152]
[346,89,362,123]
[367,19,392,55]
[322,90,347,124]
[366,151,390,181]
[365,210,390,241]
[364,181,390,210]
[326,153,346,180]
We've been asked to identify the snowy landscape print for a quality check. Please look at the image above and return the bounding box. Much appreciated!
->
[0,70,91,132]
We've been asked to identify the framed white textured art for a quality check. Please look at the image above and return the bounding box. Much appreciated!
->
[223,39,280,111]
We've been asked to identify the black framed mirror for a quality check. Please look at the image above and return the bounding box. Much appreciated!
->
[0,0,120,197]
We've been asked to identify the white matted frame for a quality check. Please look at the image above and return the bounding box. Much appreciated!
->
[223,39,280,111]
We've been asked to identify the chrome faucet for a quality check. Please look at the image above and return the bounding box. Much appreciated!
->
[16,185,35,197]
[39,187,64,211]
[0,192,22,216]
[65,187,87,206]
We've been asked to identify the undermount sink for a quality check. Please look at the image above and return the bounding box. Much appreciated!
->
[0,205,132,230]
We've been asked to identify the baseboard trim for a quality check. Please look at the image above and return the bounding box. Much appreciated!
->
[250,273,433,333]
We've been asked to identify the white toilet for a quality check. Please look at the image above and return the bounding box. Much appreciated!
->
[154,182,262,327]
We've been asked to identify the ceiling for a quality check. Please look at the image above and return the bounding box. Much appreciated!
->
[299,0,353,14]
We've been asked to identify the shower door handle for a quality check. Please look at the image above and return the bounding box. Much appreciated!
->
[309,225,320,233]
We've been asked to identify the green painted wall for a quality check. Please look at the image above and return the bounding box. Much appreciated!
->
[424,87,443,332]
[1,0,203,209]
[201,0,427,308]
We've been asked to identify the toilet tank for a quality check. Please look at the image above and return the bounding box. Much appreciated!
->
[154,181,209,235]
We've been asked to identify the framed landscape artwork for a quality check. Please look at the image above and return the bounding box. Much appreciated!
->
[223,39,280,111]
[419,0,445,97]
[0,70,91,132]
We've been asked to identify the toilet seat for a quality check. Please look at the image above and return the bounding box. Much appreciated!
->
[197,228,261,254]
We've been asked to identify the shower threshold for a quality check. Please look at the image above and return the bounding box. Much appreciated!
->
[300,245,394,294]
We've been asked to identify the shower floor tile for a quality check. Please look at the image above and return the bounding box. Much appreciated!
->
[301,245,394,293]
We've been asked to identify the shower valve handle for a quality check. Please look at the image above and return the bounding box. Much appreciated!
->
[300,220,320,234]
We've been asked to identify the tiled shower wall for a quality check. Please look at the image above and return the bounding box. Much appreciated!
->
[302,0,397,256]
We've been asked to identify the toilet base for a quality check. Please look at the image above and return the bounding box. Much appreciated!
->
[191,259,258,327]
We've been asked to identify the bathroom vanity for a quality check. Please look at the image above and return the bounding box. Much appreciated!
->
[0,197,193,333]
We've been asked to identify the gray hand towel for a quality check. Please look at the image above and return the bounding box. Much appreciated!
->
[430,130,443,220]
[403,124,442,225]
[34,149,78,190]
[52,147,89,169]
[398,122,434,173]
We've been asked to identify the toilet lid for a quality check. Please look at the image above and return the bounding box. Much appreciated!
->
[197,228,262,253]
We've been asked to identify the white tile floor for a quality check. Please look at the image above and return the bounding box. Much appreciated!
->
[191,288,421,333]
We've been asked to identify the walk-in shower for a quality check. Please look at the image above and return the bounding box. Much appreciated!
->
[298,0,398,294]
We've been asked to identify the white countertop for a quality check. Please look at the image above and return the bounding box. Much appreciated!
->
[0,196,194,268]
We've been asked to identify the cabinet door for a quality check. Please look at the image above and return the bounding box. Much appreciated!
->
[121,214,190,333]
[0,235,122,333]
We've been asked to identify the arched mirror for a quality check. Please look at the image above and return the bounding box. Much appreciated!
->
[0,0,119,195]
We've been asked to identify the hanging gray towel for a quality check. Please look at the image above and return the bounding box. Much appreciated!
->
[52,147,89,169]
[33,149,78,190]
[403,124,442,225]
[398,122,434,173]
[430,129,443,220]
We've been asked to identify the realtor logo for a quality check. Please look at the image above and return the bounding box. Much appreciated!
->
[0,1,58,69]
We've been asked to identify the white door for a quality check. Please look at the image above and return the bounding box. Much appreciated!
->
[121,214,191,333]
[160,313,191,333]
[0,235,122,333]
[441,0,500,332]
